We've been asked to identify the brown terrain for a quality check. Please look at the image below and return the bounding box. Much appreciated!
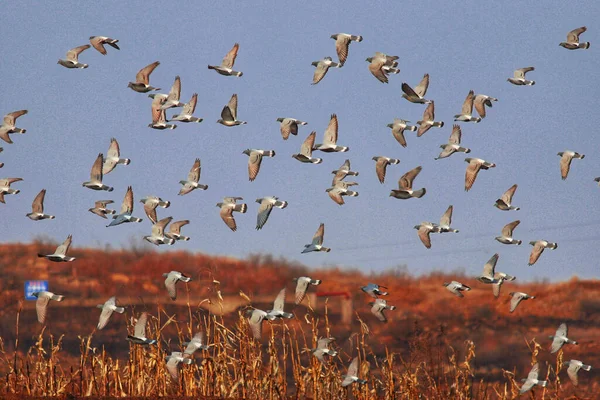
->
[0,241,599,399]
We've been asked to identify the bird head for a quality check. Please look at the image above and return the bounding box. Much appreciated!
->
[413,225,421,230]
[216,119,223,124]
[216,202,223,208]
[365,57,373,63]
[442,282,449,287]
[276,117,283,122]
[242,149,251,156]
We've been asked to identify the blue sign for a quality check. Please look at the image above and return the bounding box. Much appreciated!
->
[25,280,48,301]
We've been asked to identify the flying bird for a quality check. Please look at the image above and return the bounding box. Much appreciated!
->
[148,94,177,130]
[208,43,243,77]
[217,197,247,232]
[331,159,359,185]
[326,180,359,205]
[266,288,294,319]
[413,222,440,249]
[143,216,176,246]
[464,158,496,191]
[342,357,367,387]
[276,117,307,140]
[292,276,321,305]
[494,184,520,210]
[509,292,535,313]
[217,94,246,126]
[160,76,184,110]
[563,360,592,386]
[435,125,471,160]
[165,220,191,242]
[178,158,208,195]
[183,332,209,356]
[89,36,119,54]
[102,138,130,175]
[519,363,547,394]
[128,61,161,92]
[140,196,171,224]
[507,67,535,86]
[454,90,481,123]
[443,281,471,298]
[255,197,287,230]
[292,131,322,164]
[372,156,400,184]
[369,298,396,322]
[57,44,90,68]
[438,205,459,233]
[495,220,522,245]
[26,189,55,220]
[315,114,349,152]
[390,166,426,199]
[311,57,341,85]
[312,337,337,363]
[558,150,584,180]
[37,234,75,262]
[32,291,64,324]
[331,33,363,65]
[82,154,113,192]
[163,271,192,300]
[127,312,157,345]
[88,200,115,219]
[387,118,417,148]
[170,93,203,123]
[361,283,388,298]
[549,322,578,354]
[366,52,399,83]
[107,186,143,227]
[476,253,502,284]
[559,27,590,50]
[0,177,23,204]
[417,101,444,137]
[528,240,558,266]
[165,352,193,380]
[302,223,330,253]
[401,74,431,104]
[246,308,268,340]
[96,296,125,330]
[243,149,276,181]
[0,110,28,144]
[473,94,498,119]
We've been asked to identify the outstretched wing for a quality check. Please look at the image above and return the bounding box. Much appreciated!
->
[134,312,149,338]
[567,26,586,43]
[528,242,544,265]
[311,223,325,246]
[66,44,90,62]
[90,153,104,182]
[169,220,189,234]
[399,166,422,190]
[449,124,461,145]
[323,114,338,145]
[460,90,475,115]
[55,234,72,256]
[31,189,46,213]
[440,205,453,227]
[136,61,160,85]
[4,110,28,126]
[465,160,481,191]
[501,220,520,237]
[183,93,198,115]
[188,158,201,182]
[414,73,430,97]
[300,132,316,157]
[227,94,238,120]
[121,186,134,214]
[166,76,181,102]
[501,184,518,204]
[221,43,239,68]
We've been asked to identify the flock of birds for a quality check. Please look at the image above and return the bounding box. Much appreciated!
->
[0,26,595,393]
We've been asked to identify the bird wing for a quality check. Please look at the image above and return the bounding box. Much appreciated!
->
[31,189,46,213]
[221,43,239,68]
[567,363,580,386]
[527,363,540,381]
[121,186,134,214]
[256,199,273,230]
[449,124,461,145]
[55,234,72,256]
[331,169,347,186]
[399,166,422,190]
[414,73,429,97]
[528,242,544,265]
[227,94,238,120]
[107,138,120,159]
[4,110,28,126]
[492,280,503,297]
[166,76,181,102]
[248,311,265,339]
[417,226,432,249]
[97,306,114,330]
[392,126,407,147]
[90,153,104,182]
[556,323,568,338]
[136,61,160,85]
[567,26,586,43]
[501,184,518,204]
[220,205,237,231]
[401,82,418,98]
[347,357,359,377]
[36,296,50,323]
[183,93,198,115]
[169,220,189,235]
[328,188,345,205]
[317,337,335,349]
[439,205,453,227]
[560,153,573,180]
[188,158,201,182]
[144,200,158,224]
[323,114,338,145]
[465,160,481,191]
[300,132,316,157]
[66,44,90,62]
[368,59,388,83]
[272,288,286,312]
[371,303,387,322]
[502,220,520,237]
[510,294,523,312]
[153,217,172,237]
[460,90,475,115]
[473,96,487,118]
[247,152,263,181]
[375,158,388,184]
[165,357,180,380]
[335,36,351,64]
[89,36,107,55]
[164,275,179,300]
[95,199,113,208]
[312,61,330,85]
[482,253,499,279]
[514,67,534,79]
[295,278,310,304]
[311,223,325,246]
[151,98,165,124]
[422,101,435,121]
[134,312,148,338]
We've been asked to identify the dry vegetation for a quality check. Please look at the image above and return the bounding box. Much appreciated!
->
[0,242,599,399]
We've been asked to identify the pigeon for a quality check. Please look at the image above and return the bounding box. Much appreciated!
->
[435,125,470,160]
[82,154,113,192]
[494,184,520,211]
[361,283,388,299]
[331,159,359,185]
[326,180,359,205]
[160,76,184,110]
[390,166,426,199]
[509,292,535,313]
[217,94,246,126]
[96,296,125,330]
[57,44,90,68]
[89,36,119,54]
[292,276,322,305]
[165,352,193,380]
[563,360,592,386]
[528,240,558,266]
[107,186,143,227]
[102,138,130,175]
[148,95,177,130]
[302,223,330,253]
[476,253,502,284]
[366,52,399,83]
[144,216,176,246]
[37,234,75,262]
[0,110,28,144]
[464,158,496,191]
[311,57,341,85]
[243,149,276,181]
[163,271,191,300]
[128,61,161,93]
[170,93,203,123]
[369,298,396,322]
[417,101,444,137]
[560,27,590,50]
[473,94,498,119]
[292,131,322,164]
[208,43,243,77]
[26,189,55,220]
[342,357,367,387]
[550,323,578,354]
[89,200,115,219]
[0,177,23,203]
[443,281,471,298]
[183,332,209,356]
[401,74,432,104]
[140,196,171,224]
[387,118,417,148]
[127,312,157,345]
[492,272,515,298]
[217,197,247,232]
[178,158,208,195]
[246,309,268,340]
[519,363,547,394]
[266,288,294,319]
[276,117,307,140]
[413,222,441,249]
[372,156,400,184]
[330,33,363,65]
[32,291,64,324]
[507,67,535,86]
[312,337,337,363]
[165,220,191,242]
[495,220,522,245]
[558,150,584,180]
[315,114,349,152]
[438,205,459,233]
[454,90,481,123]
[255,197,287,230]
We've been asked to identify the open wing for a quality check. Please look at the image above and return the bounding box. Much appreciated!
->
[136,61,160,85]
[221,43,239,68]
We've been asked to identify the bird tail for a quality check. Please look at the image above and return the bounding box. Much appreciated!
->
[299,121,308,125]
[433,121,444,128]
[275,200,288,209]
[386,67,400,74]
[47,215,56,219]
[346,190,358,197]
[322,247,331,252]
[311,279,322,285]
[312,158,323,164]
[119,158,131,165]
[358,379,368,384]
[459,147,470,153]
[182,358,193,365]
[126,335,137,342]
[182,276,192,283]
[37,253,46,258]
[159,200,171,208]
[15,128,26,134]
[198,184,208,190]
[180,235,190,241]
[408,125,417,132]
[567,339,578,345]
[412,188,426,198]
[115,307,125,314]
[528,81,535,86]
[265,150,276,157]
[234,71,243,77]
[52,294,65,301]
[389,158,400,164]
[207,65,216,70]
[337,146,349,152]
[584,42,591,49]
[539,381,548,387]
[282,312,294,319]
[352,35,363,42]
[235,204,247,213]
[388,306,396,310]
[550,243,558,249]
[582,364,592,371]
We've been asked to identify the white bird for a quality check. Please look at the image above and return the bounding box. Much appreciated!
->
[143,216,176,246]
[473,94,498,119]
[435,125,470,160]
[0,177,22,203]
[127,312,157,345]
[443,281,471,298]
[495,220,522,245]
[302,223,330,253]
[255,197,287,230]
[390,166,426,199]
[128,61,161,93]
[37,234,75,262]
[148,94,177,130]
[165,352,193,380]
[170,93,203,123]
[276,117,307,140]
[217,94,246,126]
[292,132,322,164]
[454,90,481,123]
[266,288,294,319]
[163,271,192,300]
[549,322,578,354]
[0,110,28,144]
[326,180,359,206]
[311,56,341,85]
[372,156,399,184]
[387,118,417,148]
[183,332,209,356]
[217,197,247,232]
[82,154,113,192]
[342,357,367,387]
[509,292,535,313]
[26,189,55,220]
[330,33,363,65]
[494,184,520,211]
[165,220,191,242]
[89,36,119,54]
[243,149,276,182]
[208,43,243,77]
[315,114,348,152]
[519,363,547,394]
[563,360,592,386]
[32,291,64,324]
[528,240,558,266]
[102,138,130,175]
[331,159,359,185]
[558,150,584,180]
[160,76,184,110]
[464,158,496,192]
[508,67,535,86]
[413,221,441,249]
[312,337,337,363]
[88,200,116,219]
[107,186,143,227]
[401,74,432,104]
[292,276,321,304]
[57,44,90,68]
[96,296,125,330]
[246,308,269,340]
[417,101,444,137]
[369,298,396,322]
[178,158,208,195]
[140,196,171,224]
[438,205,459,233]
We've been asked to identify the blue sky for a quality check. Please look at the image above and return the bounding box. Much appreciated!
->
[1,1,598,281]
